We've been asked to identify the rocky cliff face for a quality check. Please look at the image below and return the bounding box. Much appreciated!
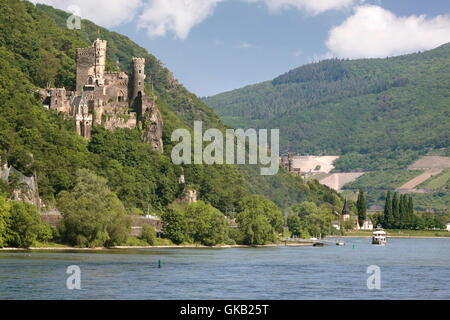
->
[0,163,41,209]
[141,103,164,153]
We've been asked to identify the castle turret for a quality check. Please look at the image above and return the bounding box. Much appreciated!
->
[93,38,107,80]
[131,57,146,103]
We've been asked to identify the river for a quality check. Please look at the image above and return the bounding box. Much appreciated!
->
[0,238,449,299]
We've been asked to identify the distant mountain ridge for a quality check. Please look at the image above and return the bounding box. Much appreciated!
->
[203,44,450,171]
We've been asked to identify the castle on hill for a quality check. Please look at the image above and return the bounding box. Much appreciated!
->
[42,38,163,152]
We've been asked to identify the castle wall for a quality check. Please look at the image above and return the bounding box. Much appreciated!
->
[49,88,72,114]
[103,112,137,130]
[104,77,129,105]
[76,47,96,93]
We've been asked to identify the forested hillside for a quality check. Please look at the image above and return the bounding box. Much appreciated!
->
[204,46,450,171]
[0,0,341,217]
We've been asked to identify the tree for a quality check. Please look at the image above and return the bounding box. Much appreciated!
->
[161,208,187,245]
[287,214,308,238]
[8,201,42,248]
[0,196,11,247]
[184,201,228,246]
[421,212,435,229]
[383,191,394,228]
[57,169,130,247]
[141,224,156,245]
[291,201,318,220]
[356,188,366,228]
[305,207,334,238]
[237,209,274,245]
[399,194,409,229]
[290,202,334,238]
[407,196,414,229]
[392,192,400,228]
[236,195,283,245]
[370,212,384,229]
[240,195,284,233]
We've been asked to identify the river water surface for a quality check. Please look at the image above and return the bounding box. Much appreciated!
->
[0,237,449,299]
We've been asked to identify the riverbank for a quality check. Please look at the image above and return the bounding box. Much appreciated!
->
[0,242,313,251]
[332,235,450,239]
[337,229,450,238]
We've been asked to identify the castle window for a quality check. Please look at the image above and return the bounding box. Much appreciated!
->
[88,77,93,85]
[139,70,142,74]
[139,82,141,85]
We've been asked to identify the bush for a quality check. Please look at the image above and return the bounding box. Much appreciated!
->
[0,196,11,247]
[38,222,53,242]
[141,224,156,245]
[125,236,149,246]
[161,208,187,245]
[8,201,42,248]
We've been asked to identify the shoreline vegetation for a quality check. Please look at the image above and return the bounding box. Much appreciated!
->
[1,242,314,251]
[2,231,450,251]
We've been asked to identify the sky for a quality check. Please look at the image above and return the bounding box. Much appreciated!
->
[30,0,450,97]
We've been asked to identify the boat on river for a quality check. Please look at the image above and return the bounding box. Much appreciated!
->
[372,225,387,245]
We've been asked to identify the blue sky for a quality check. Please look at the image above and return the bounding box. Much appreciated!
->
[32,0,450,96]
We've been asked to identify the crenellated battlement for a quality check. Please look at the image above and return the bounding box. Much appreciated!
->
[132,57,145,65]
[77,47,95,56]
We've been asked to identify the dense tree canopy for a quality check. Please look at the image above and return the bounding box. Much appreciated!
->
[204,46,450,172]
[57,169,131,247]
[0,0,347,248]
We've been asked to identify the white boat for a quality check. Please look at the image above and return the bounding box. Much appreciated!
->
[372,225,387,245]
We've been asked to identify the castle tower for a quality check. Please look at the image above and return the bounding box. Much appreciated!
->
[131,57,146,103]
[76,39,107,93]
[93,38,107,80]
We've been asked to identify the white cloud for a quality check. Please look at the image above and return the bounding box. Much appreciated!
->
[235,41,255,49]
[326,5,450,58]
[293,49,302,57]
[247,0,357,15]
[30,0,143,27]
[137,0,223,40]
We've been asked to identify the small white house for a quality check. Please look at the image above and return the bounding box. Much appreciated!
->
[354,217,373,231]
[446,222,450,232]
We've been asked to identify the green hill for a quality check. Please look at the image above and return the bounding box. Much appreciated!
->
[0,0,341,213]
[204,46,450,171]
